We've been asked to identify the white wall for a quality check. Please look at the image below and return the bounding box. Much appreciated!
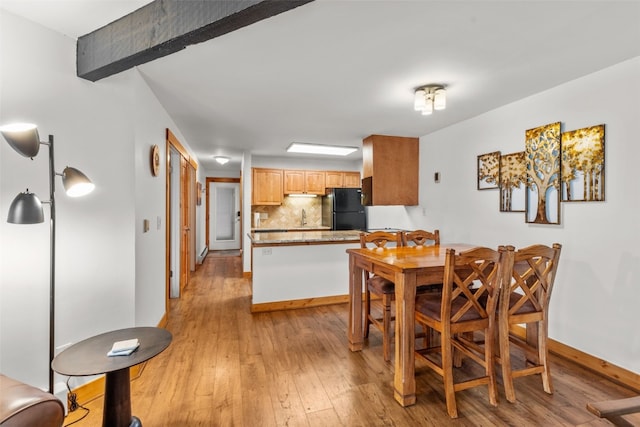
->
[131,69,198,326]
[0,10,197,391]
[412,57,640,373]
[0,10,134,390]
[200,164,241,179]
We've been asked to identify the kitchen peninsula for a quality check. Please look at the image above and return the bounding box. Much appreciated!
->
[249,230,361,312]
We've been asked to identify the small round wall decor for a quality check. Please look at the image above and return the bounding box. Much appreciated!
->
[150,145,160,176]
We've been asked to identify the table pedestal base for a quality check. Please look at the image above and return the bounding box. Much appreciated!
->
[104,368,142,427]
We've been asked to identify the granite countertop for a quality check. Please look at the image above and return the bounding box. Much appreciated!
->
[249,230,362,245]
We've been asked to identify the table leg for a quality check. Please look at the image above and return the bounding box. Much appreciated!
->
[348,254,364,351]
[393,272,417,406]
[104,368,138,427]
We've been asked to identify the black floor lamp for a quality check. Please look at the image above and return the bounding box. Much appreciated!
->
[1,123,95,394]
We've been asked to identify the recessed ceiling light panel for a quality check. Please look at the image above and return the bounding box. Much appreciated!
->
[286,142,358,156]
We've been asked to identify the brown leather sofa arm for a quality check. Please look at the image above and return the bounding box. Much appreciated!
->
[0,374,64,427]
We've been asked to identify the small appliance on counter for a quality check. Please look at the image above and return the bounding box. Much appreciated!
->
[322,188,367,231]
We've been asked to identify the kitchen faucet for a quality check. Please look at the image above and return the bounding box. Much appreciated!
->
[301,208,307,226]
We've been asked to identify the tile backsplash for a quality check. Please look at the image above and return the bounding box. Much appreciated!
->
[252,196,322,229]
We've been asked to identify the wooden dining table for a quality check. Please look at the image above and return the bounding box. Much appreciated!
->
[347,243,477,407]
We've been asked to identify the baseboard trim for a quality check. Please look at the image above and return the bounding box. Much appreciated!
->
[71,364,145,408]
[511,325,640,392]
[251,295,349,313]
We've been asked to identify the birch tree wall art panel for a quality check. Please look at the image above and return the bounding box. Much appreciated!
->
[477,151,501,190]
[561,124,605,202]
[525,122,561,224]
[499,151,526,212]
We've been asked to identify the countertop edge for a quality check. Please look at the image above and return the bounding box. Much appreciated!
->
[248,230,363,245]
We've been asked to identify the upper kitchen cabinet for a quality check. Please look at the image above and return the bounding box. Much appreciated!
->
[283,170,326,195]
[252,168,283,205]
[362,135,419,206]
[325,171,361,189]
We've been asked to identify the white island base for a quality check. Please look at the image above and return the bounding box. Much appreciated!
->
[251,235,360,312]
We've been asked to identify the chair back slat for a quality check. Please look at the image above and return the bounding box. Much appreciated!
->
[402,229,440,246]
[442,247,503,325]
[503,244,561,317]
[359,231,401,249]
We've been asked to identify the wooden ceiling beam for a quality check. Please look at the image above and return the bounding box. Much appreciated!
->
[77,0,314,82]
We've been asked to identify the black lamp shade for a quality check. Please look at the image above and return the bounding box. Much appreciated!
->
[7,191,44,224]
[0,124,41,158]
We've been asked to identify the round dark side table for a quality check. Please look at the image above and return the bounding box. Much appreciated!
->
[52,327,172,427]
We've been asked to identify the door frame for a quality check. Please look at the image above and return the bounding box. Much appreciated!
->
[165,129,197,309]
[206,177,242,252]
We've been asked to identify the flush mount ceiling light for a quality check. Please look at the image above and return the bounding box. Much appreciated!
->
[214,156,230,165]
[414,85,446,116]
[286,142,358,156]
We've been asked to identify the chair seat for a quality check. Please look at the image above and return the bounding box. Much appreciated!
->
[416,294,485,322]
[368,276,442,296]
[367,275,395,294]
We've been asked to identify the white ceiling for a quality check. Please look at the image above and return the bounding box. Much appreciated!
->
[2,1,640,171]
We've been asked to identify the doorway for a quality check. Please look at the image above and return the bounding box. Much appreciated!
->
[166,129,197,305]
[206,178,241,252]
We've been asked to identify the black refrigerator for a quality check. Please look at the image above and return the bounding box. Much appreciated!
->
[322,188,367,231]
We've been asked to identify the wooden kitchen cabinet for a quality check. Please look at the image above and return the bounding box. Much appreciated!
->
[343,172,361,188]
[325,171,361,188]
[284,170,326,195]
[252,168,283,205]
[362,135,419,205]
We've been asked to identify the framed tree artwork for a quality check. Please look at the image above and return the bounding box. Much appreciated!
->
[525,122,561,224]
[561,124,605,202]
[477,151,501,190]
[499,151,526,212]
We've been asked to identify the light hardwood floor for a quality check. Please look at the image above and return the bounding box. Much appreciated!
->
[66,254,638,426]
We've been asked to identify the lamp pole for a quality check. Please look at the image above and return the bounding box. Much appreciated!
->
[46,134,56,394]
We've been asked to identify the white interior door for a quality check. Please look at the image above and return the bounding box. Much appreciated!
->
[209,182,241,250]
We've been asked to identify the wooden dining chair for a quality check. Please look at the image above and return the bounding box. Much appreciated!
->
[360,231,402,362]
[496,243,562,403]
[402,229,441,348]
[414,246,505,418]
[402,229,441,295]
